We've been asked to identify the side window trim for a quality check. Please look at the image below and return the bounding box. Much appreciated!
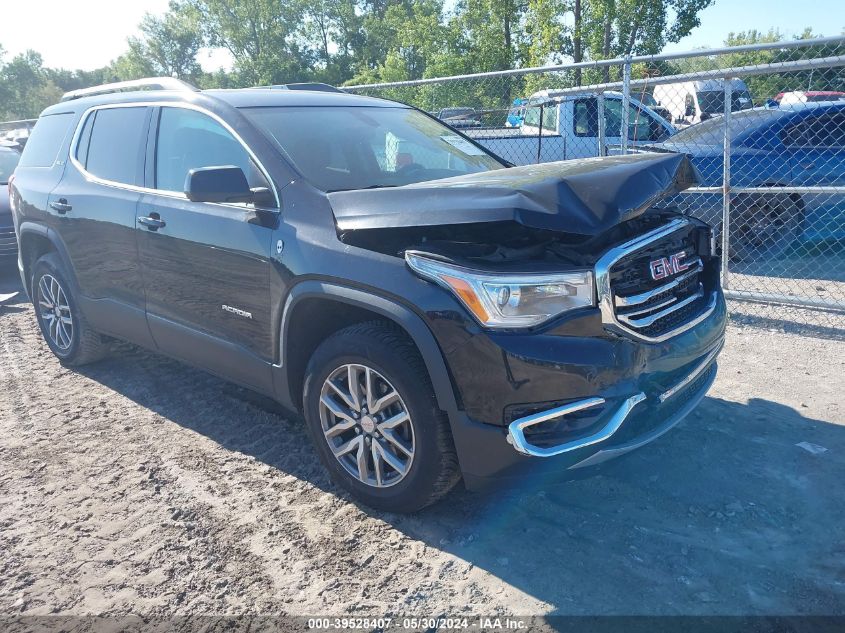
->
[143,106,160,190]
[74,110,96,169]
[69,101,280,209]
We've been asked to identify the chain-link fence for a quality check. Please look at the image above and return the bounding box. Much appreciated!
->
[345,36,845,328]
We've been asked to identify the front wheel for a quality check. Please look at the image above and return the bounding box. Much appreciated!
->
[302,322,461,512]
[730,193,803,261]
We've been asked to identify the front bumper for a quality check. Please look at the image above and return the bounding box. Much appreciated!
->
[507,342,720,459]
[441,291,727,488]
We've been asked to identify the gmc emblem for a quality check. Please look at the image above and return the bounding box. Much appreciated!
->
[650,251,692,281]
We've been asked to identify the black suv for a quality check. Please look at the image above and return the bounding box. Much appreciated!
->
[10,78,726,512]
[1,143,22,259]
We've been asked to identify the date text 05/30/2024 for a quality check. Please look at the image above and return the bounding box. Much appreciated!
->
[307,617,529,630]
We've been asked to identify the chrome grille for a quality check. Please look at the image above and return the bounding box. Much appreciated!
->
[596,218,717,342]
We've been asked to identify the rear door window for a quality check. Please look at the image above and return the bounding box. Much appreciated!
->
[782,113,845,148]
[18,113,74,168]
[83,107,149,186]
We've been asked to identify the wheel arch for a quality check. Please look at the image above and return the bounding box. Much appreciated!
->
[275,281,460,424]
[17,222,80,298]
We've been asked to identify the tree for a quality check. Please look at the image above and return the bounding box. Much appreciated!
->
[123,3,204,81]
[581,0,714,82]
[183,0,311,85]
[0,50,62,120]
[300,0,362,84]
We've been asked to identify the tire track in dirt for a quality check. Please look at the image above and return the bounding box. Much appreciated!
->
[0,305,501,616]
[2,297,844,617]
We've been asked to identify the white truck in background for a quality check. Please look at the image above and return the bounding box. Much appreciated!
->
[652,78,753,127]
[463,91,675,166]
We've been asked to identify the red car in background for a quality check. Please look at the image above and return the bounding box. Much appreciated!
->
[774,90,845,104]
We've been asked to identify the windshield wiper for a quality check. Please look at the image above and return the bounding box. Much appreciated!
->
[328,184,399,193]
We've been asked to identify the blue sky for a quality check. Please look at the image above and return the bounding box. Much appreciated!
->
[0,0,842,71]
[664,0,843,52]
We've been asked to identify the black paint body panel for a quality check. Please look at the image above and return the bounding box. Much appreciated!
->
[10,88,727,485]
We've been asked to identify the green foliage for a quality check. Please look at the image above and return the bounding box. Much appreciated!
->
[0,50,63,120]
[122,3,204,81]
[0,0,836,124]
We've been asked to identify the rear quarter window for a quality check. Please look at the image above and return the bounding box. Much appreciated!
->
[83,107,149,186]
[18,113,75,168]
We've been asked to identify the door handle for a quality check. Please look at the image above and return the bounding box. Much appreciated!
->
[138,215,166,231]
[49,199,72,214]
[800,162,815,169]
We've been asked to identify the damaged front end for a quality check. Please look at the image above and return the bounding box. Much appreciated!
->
[326,152,725,481]
[331,151,698,266]
[330,152,712,335]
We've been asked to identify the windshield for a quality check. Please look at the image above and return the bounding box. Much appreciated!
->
[243,106,503,192]
[697,90,754,114]
[0,148,20,184]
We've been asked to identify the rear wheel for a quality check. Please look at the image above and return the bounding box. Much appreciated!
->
[303,321,461,512]
[31,253,106,366]
[730,193,803,261]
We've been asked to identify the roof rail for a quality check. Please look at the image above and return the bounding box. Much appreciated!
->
[250,82,342,93]
[61,77,199,102]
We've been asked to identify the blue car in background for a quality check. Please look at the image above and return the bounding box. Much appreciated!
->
[652,101,845,259]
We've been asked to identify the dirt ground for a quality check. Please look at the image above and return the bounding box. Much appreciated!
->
[1,263,844,618]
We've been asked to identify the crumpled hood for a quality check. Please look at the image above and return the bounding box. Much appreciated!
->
[328,152,696,236]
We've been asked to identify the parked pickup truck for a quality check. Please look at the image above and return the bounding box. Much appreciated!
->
[465,91,675,165]
[11,78,725,512]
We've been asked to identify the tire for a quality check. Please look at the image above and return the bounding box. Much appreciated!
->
[31,253,107,366]
[302,321,461,512]
[729,193,803,261]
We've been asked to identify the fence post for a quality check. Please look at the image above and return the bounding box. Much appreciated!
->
[620,54,632,154]
[597,92,606,156]
[537,103,544,164]
[721,80,732,290]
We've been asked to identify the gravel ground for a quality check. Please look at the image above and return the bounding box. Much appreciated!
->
[1,263,844,618]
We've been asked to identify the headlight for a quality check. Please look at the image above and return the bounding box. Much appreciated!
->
[405,252,595,329]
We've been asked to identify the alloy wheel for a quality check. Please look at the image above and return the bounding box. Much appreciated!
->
[318,363,415,488]
[38,273,74,351]
[733,195,800,259]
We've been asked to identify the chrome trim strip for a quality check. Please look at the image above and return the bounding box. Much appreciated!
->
[569,362,717,469]
[595,218,717,343]
[658,342,723,404]
[618,285,704,328]
[617,295,677,318]
[67,101,281,209]
[614,260,702,307]
[507,393,646,458]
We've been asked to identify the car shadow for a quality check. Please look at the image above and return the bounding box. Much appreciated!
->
[68,341,845,616]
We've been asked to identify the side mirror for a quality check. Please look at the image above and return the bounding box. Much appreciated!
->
[185,165,254,204]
